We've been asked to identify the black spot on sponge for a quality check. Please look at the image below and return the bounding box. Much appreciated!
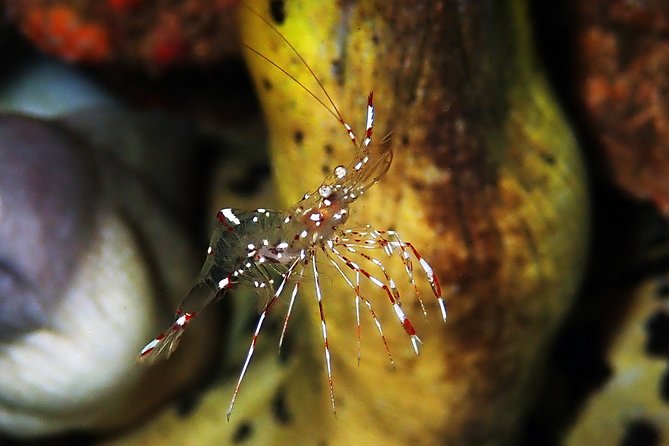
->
[175,391,202,418]
[228,162,271,196]
[262,78,273,91]
[540,151,556,165]
[232,421,253,443]
[272,387,293,425]
[277,333,294,365]
[294,130,304,145]
[270,0,285,24]
[645,311,669,357]
[621,419,660,446]
[660,366,669,402]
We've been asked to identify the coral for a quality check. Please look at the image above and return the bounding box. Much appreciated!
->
[573,1,669,217]
[20,4,111,62]
[5,0,241,71]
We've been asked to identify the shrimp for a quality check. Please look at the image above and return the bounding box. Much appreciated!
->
[139,5,447,421]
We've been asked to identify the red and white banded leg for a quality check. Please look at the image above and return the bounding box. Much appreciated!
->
[139,279,226,363]
[325,250,395,367]
[341,228,426,317]
[278,265,305,351]
[312,254,337,415]
[379,230,448,322]
[138,308,196,362]
[329,243,422,355]
[226,259,301,421]
[341,242,403,307]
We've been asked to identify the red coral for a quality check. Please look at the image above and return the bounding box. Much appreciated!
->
[106,0,141,14]
[9,0,241,70]
[575,1,669,217]
[145,13,186,67]
[18,5,111,62]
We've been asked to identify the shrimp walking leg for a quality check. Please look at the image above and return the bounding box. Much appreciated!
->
[324,249,395,367]
[226,258,302,420]
[312,254,336,415]
[139,283,220,363]
[340,228,448,322]
[328,241,423,355]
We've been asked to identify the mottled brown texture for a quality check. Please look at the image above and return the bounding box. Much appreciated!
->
[574,1,669,216]
[378,2,504,289]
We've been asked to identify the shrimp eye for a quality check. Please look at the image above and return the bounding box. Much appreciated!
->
[319,184,333,198]
[334,165,347,179]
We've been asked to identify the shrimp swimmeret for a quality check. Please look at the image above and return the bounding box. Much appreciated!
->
[139,6,447,421]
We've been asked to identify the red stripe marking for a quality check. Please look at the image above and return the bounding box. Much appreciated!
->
[401,318,416,336]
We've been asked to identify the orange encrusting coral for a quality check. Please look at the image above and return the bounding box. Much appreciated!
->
[8,0,243,71]
[20,5,111,63]
[143,13,186,68]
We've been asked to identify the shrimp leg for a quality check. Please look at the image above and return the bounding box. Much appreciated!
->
[139,280,225,363]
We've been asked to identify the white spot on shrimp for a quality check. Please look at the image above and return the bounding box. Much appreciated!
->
[393,303,406,322]
[334,165,347,179]
[140,339,160,355]
[366,104,374,130]
[438,297,448,321]
[419,258,434,278]
[221,208,240,225]
[410,335,422,354]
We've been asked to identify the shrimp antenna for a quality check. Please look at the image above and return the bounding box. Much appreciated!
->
[242,44,341,124]
[242,4,360,148]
